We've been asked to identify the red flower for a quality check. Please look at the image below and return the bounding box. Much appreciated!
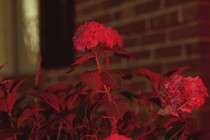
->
[159,74,208,114]
[104,134,131,140]
[73,21,123,51]
[104,28,123,48]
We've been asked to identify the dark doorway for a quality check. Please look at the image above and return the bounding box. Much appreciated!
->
[40,0,75,69]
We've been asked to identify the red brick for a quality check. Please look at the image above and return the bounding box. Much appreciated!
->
[79,3,101,16]
[165,0,196,7]
[115,8,135,21]
[93,14,112,24]
[199,24,210,37]
[199,4,210,20]
[108,55,122,64]
[141,32,166,45]
[117,20,146,34]
[155,45,182,58]
[198,42,210,55]
[182,5,199,22]
[135,0,160,15]
[185,42,210,56]
[150,11,179,29]
[142,63,164,74]
[123,38,137,48]
[132,50,150,60]
[102,0,120,9]
[180,3,210,22]
[185,43,200,55]
[170,25,198,40]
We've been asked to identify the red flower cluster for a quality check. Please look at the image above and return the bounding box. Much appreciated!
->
[160,74,208,114]
[73,22,123,51]
[105,134,131,140]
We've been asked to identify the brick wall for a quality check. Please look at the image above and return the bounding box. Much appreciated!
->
[73,0,210,138]
[74,0,210,74]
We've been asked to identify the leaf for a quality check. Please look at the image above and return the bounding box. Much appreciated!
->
[101,70,123,89]
[0,80,24,113]
[104,98,130,119]
[101,46,131,58]
[71,55,95,66]
[63,114,76,133]
[162,67,188,83]
[31,110,73,139]
[31,92,60,112]
[165,121,185,140]
[136,68,160,91]
[162,116,179,129]
[0,128,20,138]
[66,94,80,109]
[17,107,46,128]
[80,71,102,89]
[46,82,69,92]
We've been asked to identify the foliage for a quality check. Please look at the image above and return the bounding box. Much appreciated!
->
[0,21,209,140]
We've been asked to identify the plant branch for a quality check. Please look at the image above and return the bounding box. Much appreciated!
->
[56,122,63,140]
[94,51,112,102]
[5,99,17,140]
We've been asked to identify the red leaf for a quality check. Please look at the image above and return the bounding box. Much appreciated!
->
[0,128,19,139]
[46,82,69,92]
[101,46,131,58]
[71,55,95,66]
[162,67,188,83]
[17,107,46,128]
[104,98,130,119]
[136,68,160,91]
[165,121,185,140]
[0,80,24,113]
[63,114,76,131]
[31,110,73,139]
[66,94,80,109]
[80,71,102,89]
[163,67,188,77]
[101,70,123,89]
[31,92,60,112]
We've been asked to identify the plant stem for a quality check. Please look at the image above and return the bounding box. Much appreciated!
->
[5,100,17,140]
[47,135,51,140]
[104,51,110,69]
[94,51,102,73]
[94,51,112,102]
[56,122,63,140]
[111,116,118,134]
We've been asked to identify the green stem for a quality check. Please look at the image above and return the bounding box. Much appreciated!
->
[94,51,112,102]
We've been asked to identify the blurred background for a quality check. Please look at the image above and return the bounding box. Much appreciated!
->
[0,0,210,138]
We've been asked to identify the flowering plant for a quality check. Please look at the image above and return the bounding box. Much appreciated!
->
[0,21,209,140]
